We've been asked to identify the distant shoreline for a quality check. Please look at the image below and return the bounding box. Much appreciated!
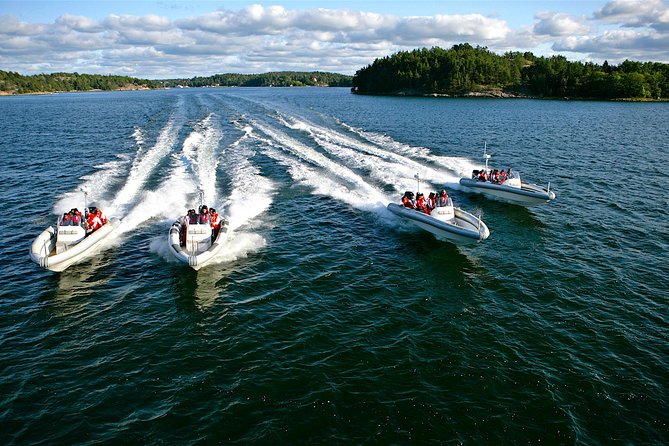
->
[350,87,669,102]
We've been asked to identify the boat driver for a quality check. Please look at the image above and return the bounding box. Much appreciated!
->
[436,189,449,207]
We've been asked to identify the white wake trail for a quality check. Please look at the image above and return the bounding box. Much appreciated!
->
[107,100,184,216]
[182,113,222,205]
[277,113,470,197]
[251,119,387,207]
[223,124,274,232]
[52,153,132,216]
[341,121,480,180]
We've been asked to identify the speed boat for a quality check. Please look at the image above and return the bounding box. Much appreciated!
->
[167,207,230,270]
[29,213,120,272]
[387,197,489,245]
[459,145,556,206]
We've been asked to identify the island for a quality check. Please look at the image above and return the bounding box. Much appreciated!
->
[351,43,669,101]
[0,71,353,95]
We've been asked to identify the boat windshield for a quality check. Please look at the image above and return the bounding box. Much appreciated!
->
[436,197,453,207]
[58,214,84,227]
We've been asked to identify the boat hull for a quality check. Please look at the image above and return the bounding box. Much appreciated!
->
[29,218,120,272]
[459,178,556,206]
[167,219,230,270]
[387,203,489,245]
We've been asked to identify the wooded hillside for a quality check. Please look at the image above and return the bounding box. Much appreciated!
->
[351,44,669,100]
[0,71,154,94]
[0,70,352,94]
[157,71,352,88]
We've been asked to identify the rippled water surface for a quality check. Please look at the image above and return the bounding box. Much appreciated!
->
[1,88,668,444]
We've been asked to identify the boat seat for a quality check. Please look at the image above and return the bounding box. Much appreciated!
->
[187,224,210,235]
[56,225,85,254]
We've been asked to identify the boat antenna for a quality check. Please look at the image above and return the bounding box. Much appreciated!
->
[483,142,491,172]
[80,188,88,216]
[414,173,421,194]
[80,188,89,230]
[198,189,204,209]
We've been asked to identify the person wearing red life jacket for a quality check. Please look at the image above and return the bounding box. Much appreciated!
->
[198,205,210,224]
[402,191,415,209]
[70,208,82,226]
[96,208,108,225]
[427,192,437,215]
[86,208,103,234]
[186,209,198,225]
[210,208,221,239]
[436,189,449,207]
[415,193,428,213]
[498,170,507,183]
[61,212,72,226]
[478,170,487,181]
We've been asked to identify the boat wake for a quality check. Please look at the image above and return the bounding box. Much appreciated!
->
[49,92,487,271]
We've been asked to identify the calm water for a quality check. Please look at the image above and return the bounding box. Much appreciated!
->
[1,88,668,444]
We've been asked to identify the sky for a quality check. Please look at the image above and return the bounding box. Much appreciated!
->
[2,0,669,79]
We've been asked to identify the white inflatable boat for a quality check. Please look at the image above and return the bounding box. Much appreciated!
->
[29,216,120,272]
[459,145,556,206]
[387,199,489,245]
[167,209,230,270]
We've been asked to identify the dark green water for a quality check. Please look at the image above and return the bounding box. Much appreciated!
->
[1,88,667,444]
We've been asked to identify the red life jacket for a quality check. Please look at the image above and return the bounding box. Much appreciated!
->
[210,213,219,228]
[416,197,428,213]
[402,197,414,208]
[96,209,107,224]
[87,214,102,232]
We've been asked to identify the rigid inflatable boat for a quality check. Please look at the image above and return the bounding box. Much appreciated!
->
[459,145,556,206]
[29,216,120,272]
[167,208,230,270]
[387,198,489,245]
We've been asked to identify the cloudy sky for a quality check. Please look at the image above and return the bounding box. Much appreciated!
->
[2,0,669,79]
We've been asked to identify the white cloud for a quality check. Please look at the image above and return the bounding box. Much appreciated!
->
[56,14,104,33]
[594,0,669,30]
[533,12,590,36]
[1,2,669,78]
[0,15,44,36]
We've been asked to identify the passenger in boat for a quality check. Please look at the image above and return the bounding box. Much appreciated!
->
[498,169,508,183]
[507,167,515,179]
[402,191,415,209]
[61,212,73,226]
[491,169,499,183]
[70,208,82,225]
[427,192,437,214]
[210,208,221,239]
[436,189,449,207]
[472,170,479,179]
[415,193,428,213]
[187,209,198,224]
[95,207,108,225]
[198,205,210,224]
[86,208,103,234]
[477,170,487,181]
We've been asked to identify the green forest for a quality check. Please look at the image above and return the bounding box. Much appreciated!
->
[0,70,352,94]
[158,71,352,88]
[0,71,155,95]
[352,44,669,100]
